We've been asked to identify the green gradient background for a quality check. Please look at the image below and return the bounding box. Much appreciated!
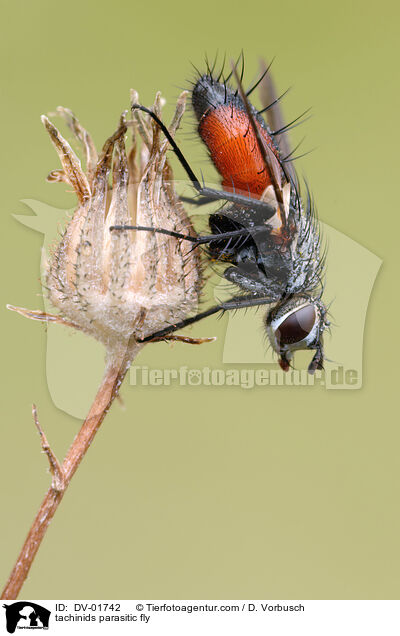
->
[1,0,398,599]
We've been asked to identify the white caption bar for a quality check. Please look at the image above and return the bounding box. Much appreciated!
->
[2,600,399,635]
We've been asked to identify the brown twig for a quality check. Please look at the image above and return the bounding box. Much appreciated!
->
[32,404,65,492]
[1,345,135,600]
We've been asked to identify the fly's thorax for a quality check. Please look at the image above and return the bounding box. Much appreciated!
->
[265,294,328,372]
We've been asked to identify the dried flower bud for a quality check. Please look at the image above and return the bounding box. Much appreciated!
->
[11,91,205,363]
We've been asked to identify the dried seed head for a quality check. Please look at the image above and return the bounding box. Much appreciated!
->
[41,91,202,356]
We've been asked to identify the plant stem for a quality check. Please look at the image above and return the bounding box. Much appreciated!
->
[1,344,137,600]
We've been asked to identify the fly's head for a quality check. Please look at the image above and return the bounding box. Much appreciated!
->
[265,294,329,374]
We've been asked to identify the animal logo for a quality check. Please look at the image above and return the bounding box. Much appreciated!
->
[2,602,50,633]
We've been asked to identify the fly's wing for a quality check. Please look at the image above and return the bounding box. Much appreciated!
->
[257,59,311,253]
[231,62,288,236]
[257,60,295,184]
[258,62,323,281]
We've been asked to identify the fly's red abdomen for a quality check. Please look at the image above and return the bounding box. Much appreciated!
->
[198,106,276,196]
[192,75,280,198]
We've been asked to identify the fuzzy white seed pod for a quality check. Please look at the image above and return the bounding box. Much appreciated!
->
[10,91,206,366]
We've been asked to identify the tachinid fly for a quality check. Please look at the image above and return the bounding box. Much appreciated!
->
[111,58,330,373]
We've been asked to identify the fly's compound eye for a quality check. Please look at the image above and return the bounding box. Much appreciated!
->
[275,304,316,347]
[266,301,322,374]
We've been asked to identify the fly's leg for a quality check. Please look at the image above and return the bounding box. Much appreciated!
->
[137,295,275,343]
[148,334,216,345]
[110,224,268,245]
[110,225,199,242]
[223,266,270,295]
[308,346,324,374]
[179,194,216,207]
